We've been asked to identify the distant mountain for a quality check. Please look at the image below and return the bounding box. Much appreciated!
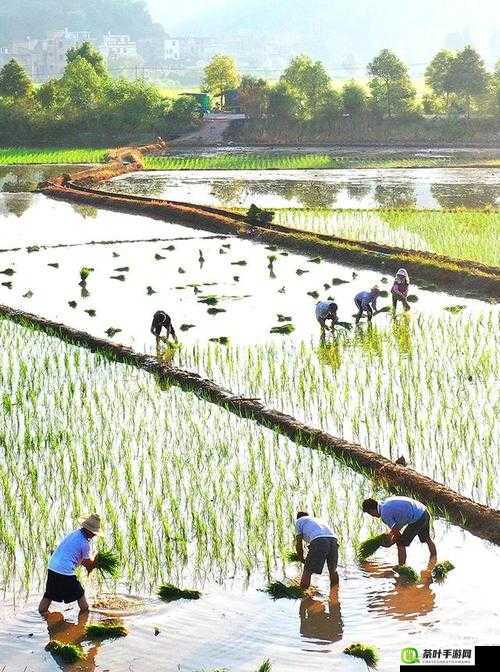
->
[151,0,499,72]
[0,0,164,44]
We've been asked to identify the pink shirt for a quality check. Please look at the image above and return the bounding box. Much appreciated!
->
[391,278,408,297]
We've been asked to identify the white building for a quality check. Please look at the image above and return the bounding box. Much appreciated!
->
[164,38,180,61]
[100,33,138,62]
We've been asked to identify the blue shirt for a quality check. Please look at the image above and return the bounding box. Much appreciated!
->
[355,291,378,310]
[315,301,337,321]
[378,497,426,530]
[48,529,91,576]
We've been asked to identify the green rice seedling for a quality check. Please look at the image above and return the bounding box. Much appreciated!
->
[264,581,304,599]
[198,295,218,305]
[344,643,380,668]
[45,640,86,663]
[356,534,388,561]
[79,267,94,282]
[270,324,295,335]
[94,549,120,577]
[256,660,272,672]
[85,622,128,639]
[158,583,201,601]
[444,305,466,313]
[286,551,300,562]
[432,561,455,581]
[395,565,419,583]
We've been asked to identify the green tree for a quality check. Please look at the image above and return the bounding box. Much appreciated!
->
[67,41,107,77]
[238,76,269,118]
[312,87,341,132]
[342,81,368,118]
[448,45,489,119]
[61,57,104,108]
[281,54,331,119]
[425,50,455,110]
[367,49,415,118]
[202,54,240,108]
[0,59,33,99]
[268,81,301,121]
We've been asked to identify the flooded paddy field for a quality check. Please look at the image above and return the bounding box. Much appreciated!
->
[0,165,498,671]
[104,167,500,210]
[0,319,498,672]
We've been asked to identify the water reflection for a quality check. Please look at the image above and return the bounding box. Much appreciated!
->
[44,611,99,671]
[431,183,498,210]
[210,180,246,204]
[374,183,417,209]
[0,193,34,217]
[365,560,436,621]
[299,589,343,644]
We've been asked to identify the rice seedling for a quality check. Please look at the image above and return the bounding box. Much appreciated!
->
[344,643,380,668]
[268,208,500,267]
[286,551,301,562]
[270,324,295,334]
[395,565,419,583]
[264,581,304,599]
[256,660,271,672]
[94,549,120,577]
[79,266,94,283]
[432,560,455,581]
[356,534,389,562]
[0,147,107,165]
[45,640,86,663]
[158,584,201,601]
[85,622,128,639]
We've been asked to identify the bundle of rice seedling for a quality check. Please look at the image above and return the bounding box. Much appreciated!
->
[356,534,388,561]
[79,267,94,282]
[158,583,201,601]
[45,640,86,663]
[286,551,300,562]
[256,660,272,672]
[264,581,304,599]
[94,549,120,578]
[270,324,295,335]
[395,565,419,583]
[432,561,455,581]
[85,622,128,639]
[344,643,380,668]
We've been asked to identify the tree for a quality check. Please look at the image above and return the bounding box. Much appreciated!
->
[61,57,104,109]
[202,54,240,108]
[367,49,415,118]
[268,82,301,121]
[342,81,368,118]
[312,88,341,132]
[0,59,33,99]
[425,50,455,110]
[447,45,488,119]
[67,41,107,77]
[238,76,269,118]
[281,55,331,119]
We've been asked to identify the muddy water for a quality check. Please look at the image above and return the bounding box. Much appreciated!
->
[0,196,488,351]
[0,526,498,671]
[105,167,500,209]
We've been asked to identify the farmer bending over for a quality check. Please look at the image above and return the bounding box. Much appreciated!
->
[354,286,380,324]
[151,310,177,350]
[316,301,352,340]
[38,514,101,614]
[391,268,410,312]
[362,496,436,565]
[295,511,339,590]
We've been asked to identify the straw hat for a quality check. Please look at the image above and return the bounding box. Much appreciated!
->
[80,513,103,535]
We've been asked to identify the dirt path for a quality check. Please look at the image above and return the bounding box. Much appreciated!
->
[171,113,245,147]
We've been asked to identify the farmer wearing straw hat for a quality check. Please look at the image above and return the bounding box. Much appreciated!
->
[38,514,102,614]
[354,286,381,324]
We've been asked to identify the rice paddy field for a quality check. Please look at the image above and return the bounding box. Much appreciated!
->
[0,161,499,671]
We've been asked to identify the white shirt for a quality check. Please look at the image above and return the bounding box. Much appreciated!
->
[48,529,92,576]
[295,516,336,544]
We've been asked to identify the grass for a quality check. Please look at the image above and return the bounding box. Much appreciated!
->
[344,643,380,668]
[86,622,128,639]
[395,565,419,583]
[0,147,107,165]
[158,584,201,601]
[143,154,500,171]
[45,640,86,663]
[94,549,120,577]
[269,209,500,268]
[264,581,304,599]
[356,534,388,562]
[432,560,455,581]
